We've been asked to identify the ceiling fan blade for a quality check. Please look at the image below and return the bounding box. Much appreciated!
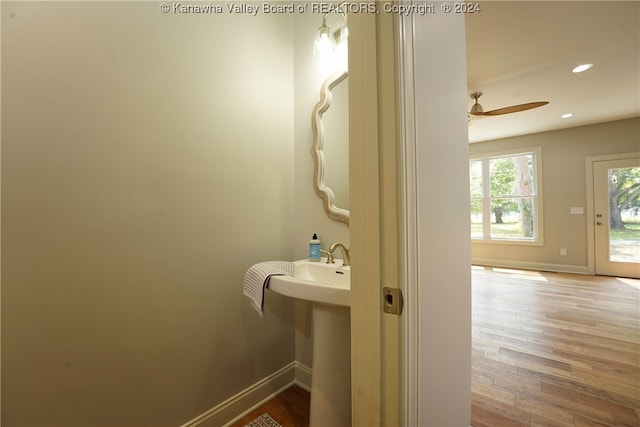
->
[470,101,549,116]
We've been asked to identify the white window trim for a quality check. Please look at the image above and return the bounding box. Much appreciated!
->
[470,146,544,246]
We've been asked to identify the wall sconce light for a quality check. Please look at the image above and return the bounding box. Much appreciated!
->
[313,2,348,59]
[314,16,335,58]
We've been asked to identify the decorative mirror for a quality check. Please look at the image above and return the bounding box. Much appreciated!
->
[311,69,349,225]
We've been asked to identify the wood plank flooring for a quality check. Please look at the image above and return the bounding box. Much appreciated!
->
[472,266,639,427]
[230,385,310,427]
[236,267,640,426]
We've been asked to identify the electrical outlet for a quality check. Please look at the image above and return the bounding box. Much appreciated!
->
[560,248,567,256]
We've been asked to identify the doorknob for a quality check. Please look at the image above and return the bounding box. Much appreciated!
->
[596,221,603,225]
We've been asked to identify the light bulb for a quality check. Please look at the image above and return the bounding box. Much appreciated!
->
[314,23,335,58]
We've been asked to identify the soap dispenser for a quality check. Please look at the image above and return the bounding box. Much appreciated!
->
[309,233,321,262]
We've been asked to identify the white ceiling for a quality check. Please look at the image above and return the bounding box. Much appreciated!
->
[465,1,640,143]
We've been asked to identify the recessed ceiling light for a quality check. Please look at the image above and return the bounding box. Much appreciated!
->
[572,63,594,73]
[561,113,573,119]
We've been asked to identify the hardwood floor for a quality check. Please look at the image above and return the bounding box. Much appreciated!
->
[236,267,640,426]
[471,266,639,427]
[230,385,310,427]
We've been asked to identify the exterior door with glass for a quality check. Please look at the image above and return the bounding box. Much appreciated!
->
[593,156,640,278]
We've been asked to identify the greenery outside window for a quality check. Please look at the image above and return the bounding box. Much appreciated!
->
[470,148,542,243]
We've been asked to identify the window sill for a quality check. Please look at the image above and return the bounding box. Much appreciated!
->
[471,238,544,247]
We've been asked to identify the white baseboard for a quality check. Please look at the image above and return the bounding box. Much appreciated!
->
[472,258,590,275]
[180,361,312,427]
[294,362,312,391]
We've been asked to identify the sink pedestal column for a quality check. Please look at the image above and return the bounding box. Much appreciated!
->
[309,303,351,427]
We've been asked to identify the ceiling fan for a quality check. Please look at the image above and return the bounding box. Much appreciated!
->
[469,92,549,117]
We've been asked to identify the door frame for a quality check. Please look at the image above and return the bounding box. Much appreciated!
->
[349,9,471,426]
[397,13,419,427]
[397,10,472,426]
[348,10,383,426]
[348,7,405,425]
[586,152,640,276]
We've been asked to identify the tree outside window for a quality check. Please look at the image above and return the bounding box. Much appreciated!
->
[470,151,539,241]
[608,167,640,230]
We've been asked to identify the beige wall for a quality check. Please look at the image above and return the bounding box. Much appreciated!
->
[470,117,640,272]
[2,3,297,426]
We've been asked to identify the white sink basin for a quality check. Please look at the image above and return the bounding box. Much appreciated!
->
[268,258,350,306]
[267,257,351,426]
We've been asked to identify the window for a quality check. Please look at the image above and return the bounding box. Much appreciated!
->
[470,149,542,242]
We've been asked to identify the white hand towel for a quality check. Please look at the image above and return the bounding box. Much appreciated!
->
[243,261,295,317]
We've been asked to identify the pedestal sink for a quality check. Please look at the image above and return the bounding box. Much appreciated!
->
[268,258,351,427]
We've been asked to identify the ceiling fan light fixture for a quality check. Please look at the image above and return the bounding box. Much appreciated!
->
[470,92,484,114]
[572,63,593,73]
[470,103,484,114]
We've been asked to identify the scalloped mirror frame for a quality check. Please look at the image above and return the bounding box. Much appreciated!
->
[311,69,350,225]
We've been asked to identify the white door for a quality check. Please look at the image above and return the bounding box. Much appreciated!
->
[593,156,640,278]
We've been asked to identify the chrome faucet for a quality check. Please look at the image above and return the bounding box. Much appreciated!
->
[328,242,350,266]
